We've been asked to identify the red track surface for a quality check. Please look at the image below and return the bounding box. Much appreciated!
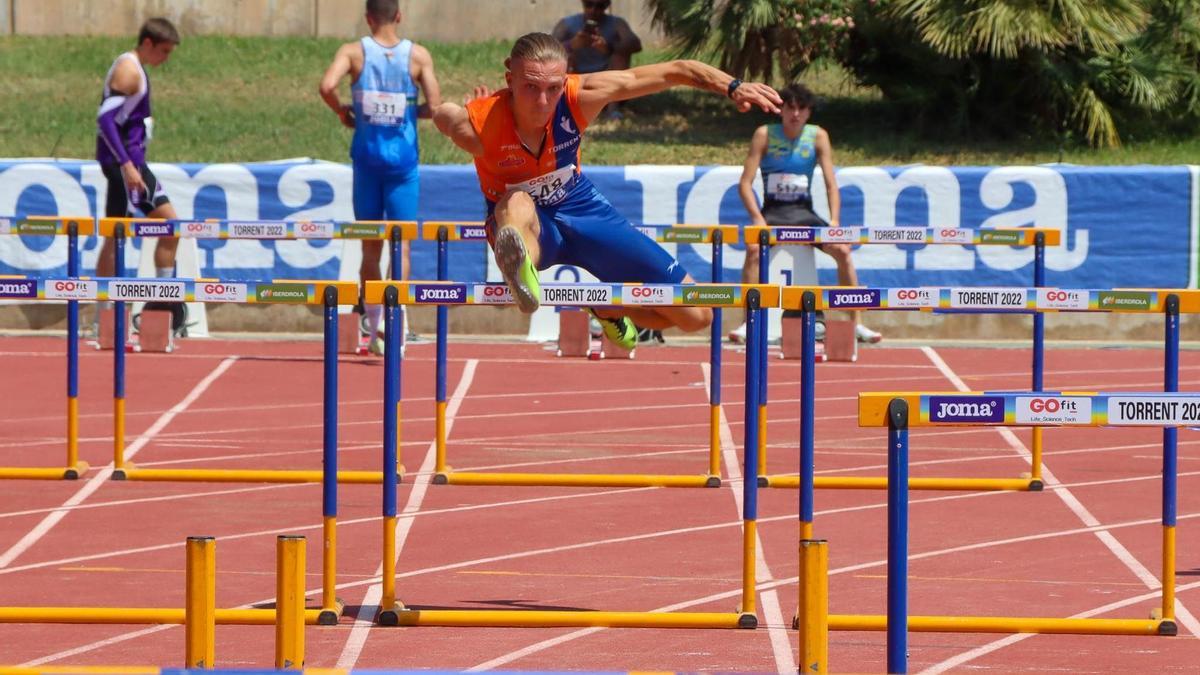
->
[1,334,1198,671]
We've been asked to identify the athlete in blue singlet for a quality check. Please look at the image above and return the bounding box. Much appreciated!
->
[319,0,441,355]
[734,83,881,344]
[432,33,781,349]
[95,18,181,283]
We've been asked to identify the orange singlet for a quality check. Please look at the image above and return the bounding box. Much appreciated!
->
[466,74,590,212]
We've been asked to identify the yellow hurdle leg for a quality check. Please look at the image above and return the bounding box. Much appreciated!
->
[184,537,216,668]
[757,405,768,475]
[382,515,397,612]
[1030,426,1044,483]
[741,519,757,616]
[801,519,814,541]
[67,396,79,469]
[1164,525,1176,621]
[434,401,447,473]
[113,397,125,471]
[322,517,336,614]
[275,535,305,669]
[709,404,721,477]
[798,539,829,675]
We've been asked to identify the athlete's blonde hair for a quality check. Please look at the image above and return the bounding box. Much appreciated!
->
[508,32,568,65]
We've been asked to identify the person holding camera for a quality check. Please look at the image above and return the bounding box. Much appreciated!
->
[552,0,643,78]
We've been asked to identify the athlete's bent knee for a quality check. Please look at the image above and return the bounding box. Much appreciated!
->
[674,307,713,332]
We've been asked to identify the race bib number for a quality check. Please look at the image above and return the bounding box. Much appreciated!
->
[767,173,809,202]
[362,91,406,126]
[507,165,576,207]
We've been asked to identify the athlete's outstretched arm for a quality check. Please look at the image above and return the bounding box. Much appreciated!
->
[578,60,780,122]
[411,44,443,119]
[432,102,485,157]
[318,43,357,128]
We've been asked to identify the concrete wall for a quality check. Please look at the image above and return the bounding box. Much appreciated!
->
[9,0,664,43]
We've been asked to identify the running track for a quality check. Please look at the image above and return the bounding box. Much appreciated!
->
[0,334,1198,671]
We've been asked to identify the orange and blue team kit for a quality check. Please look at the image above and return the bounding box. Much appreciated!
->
[466,74,686,284]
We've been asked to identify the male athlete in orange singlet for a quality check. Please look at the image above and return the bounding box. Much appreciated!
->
[433,32,781,347]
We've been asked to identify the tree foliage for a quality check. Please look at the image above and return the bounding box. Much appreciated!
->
[646,0,1200,147]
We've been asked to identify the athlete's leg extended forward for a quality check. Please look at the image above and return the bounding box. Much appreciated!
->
[491,190,544,314]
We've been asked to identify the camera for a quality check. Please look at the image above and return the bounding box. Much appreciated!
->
[583,19,599,34]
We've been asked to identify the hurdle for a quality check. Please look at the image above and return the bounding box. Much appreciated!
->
[97,217,418,354]
[0,534,319,633]
[861,385,1187,673]
[748,226,1061,487]
[403,223,743,488]
[366,280,772,627]
[367,277,776,489]
[0,215,95,479]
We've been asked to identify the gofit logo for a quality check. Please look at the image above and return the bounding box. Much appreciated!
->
[342,223,381,239]
[45,280,96,299]
[682,286,736,306]
[1098,291,1152,310]
[17,220,59,235]
[460,227,488,240]
[622,285,671,305]
[934,227,971,243]
[663,228,705,243]
[473,284,513,304]
[296,222,334,238]
[181,221,220,237]
[1038,289,1088,310]
[1017,395,1090,424]
[414,284,466,303]
[979,230,1022,245]
[133,222,174,237]
[198,282,247,302]
[887,288,934,307]
[0,280,37,298]
[827,289,881,308]
[821,227,858,242]
[928,396,1005,423]
[256,284,309,303]
[776,228,815,242]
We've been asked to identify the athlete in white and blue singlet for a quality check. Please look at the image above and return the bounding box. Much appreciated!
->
[320,0,441,355]
[735,83,881,344]
[95,18,181,282]
[432,33,781,349]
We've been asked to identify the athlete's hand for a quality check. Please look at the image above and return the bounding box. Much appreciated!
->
[731,81,782,114]
[121,162,148,198]
[337,105,355,129]
[464,85,492,105]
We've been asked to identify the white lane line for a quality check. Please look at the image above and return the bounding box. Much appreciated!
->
[336,359,478,668]
[923,346,1200,651]
[0,357,238,569]
[706,362,794,673]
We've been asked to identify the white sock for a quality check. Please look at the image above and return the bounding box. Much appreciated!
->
[155,267,173,278]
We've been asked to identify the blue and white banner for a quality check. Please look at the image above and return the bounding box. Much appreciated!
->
[1,159,1196,289]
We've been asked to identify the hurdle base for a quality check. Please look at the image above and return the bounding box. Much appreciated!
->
[0,463,91,480]
[1159,620,1179,636]
[63,461,90,480]
[116,466,401,484]
[828,613,1171,635]
[381,608,750,629]
[376,601,406,627]
[704,475,721,488]
[822,319,857,362]
[338,319,362,354]
[762,475,1039,491]
[556,309,591,358]
[96,308,131,351]
[317,597,345,626]
[434,470,718,488]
